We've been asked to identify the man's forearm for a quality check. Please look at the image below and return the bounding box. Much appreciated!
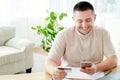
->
[45,58,58,74]
[96,55,117,72]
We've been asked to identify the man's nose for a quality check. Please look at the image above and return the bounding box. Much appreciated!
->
[82,22,87,29]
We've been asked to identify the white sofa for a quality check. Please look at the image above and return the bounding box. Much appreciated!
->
[0,26,34,75]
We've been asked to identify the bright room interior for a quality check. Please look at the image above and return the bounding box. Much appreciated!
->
[0,0,120,73]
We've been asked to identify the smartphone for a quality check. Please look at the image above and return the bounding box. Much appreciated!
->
[80,61,92,69]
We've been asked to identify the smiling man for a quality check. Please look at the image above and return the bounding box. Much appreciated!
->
[45,1,117,80]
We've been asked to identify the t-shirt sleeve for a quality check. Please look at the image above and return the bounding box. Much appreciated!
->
[102,29,116,57]
[48,31,66,62]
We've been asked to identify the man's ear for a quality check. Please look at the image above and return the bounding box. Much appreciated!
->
[72,16,75,21]
[94,14,96,21]
[72,16,74,20]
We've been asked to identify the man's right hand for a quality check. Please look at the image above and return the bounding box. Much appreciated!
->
[51,67,67,80]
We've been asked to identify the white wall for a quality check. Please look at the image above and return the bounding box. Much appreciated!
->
[0,0,49,47]
[1,0,120,49]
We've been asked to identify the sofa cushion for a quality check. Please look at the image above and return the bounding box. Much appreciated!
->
[0,46,25,66]
[0,27,15,46]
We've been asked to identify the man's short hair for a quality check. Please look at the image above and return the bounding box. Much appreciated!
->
[73,1,94,13]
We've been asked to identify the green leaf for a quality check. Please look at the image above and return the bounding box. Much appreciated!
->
[43,30,48,37]
[50,12,57,20]
[31,27,36,30]
[46,47,51,52]
[50,19,54,25]
[45,17,50,21]
[58,26,64,31]
[47,22,54,30]
[42,39,44,44]
[59,13,67,20]
[47,28,53,35]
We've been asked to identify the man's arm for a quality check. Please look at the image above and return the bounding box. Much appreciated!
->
[45,57,67,79]
[96,54,117,72]
[45,57,58,74]
[80,54,117,74]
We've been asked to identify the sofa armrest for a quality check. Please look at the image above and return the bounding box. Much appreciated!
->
[5,38,35,51]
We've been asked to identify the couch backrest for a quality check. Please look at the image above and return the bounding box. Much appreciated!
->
[0,26,15,46]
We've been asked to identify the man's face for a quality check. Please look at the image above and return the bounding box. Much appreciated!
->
[73,9,96,35]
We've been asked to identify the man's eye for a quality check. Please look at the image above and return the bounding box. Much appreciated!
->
[77,20,82,23]
[86,19,92,22]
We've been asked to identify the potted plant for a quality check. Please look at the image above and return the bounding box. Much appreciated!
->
[32,11,67,52]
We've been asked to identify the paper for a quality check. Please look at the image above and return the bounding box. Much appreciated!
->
[64,67,104,80]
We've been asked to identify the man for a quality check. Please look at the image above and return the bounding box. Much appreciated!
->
[45,1,117,80]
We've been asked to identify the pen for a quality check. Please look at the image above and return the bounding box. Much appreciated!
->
[105,70,112,76]
[58,67,72,70]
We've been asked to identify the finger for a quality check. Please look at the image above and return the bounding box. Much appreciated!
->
[80,68,94,74]
[86,66,96,74]
[52,70,67,79]
[80,68,89,73]
[56,69,67,76]
[57,69,66,73]
[57,71,65,75]
[52,77,62,80]
[57,71,67,79]
[52,74,66,80]
[85,67,93,71]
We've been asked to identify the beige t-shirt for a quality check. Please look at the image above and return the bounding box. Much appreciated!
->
[48,26,115,67]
